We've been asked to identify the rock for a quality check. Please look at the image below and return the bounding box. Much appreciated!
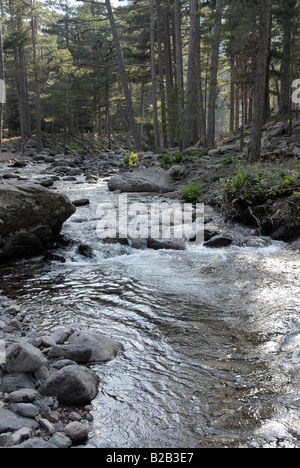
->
[3,232,43,259]
[0,373,36,393]
[167,165,185,180]
[0,181,76,259]
[47,345,93,363]
[12,438,58,448]
[40,365,99,406]
[69,330,123,363]
[8,389,39,404]
[43,252,66,263]
[270,121,287,137]
[147,238,186,251]
[12,427,33,444]
[50,328,74,345]
[77,244,95,258]
[204,234,233,248]
[72,199,90,207]
[52,359,77,370]
[48,432,72,449]
[108,167,171,193]
[38,418,55,435]
[9,403,40,419]
[0,408,39,433]
[64,422,89,444]
[5,342,49,373]
[0,433,14,447]
[39,179,54,188]
[208,148,220,157]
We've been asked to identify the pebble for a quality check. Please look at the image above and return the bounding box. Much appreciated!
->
[64,422,89,443]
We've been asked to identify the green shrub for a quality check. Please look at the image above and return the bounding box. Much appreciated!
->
[182,182,203,202]
[221,163,300,203]
[124,151,139,167]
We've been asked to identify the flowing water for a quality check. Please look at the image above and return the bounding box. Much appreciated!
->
[1,163,300,448]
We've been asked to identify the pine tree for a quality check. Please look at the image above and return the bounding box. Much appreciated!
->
[248,0,273,163]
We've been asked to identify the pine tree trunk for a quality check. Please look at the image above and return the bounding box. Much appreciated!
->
[156,0,168,147]
[0,18,4,150]
[174,0,184,148]
[150,0,160,148]
[163,3,175,146]
[280,13,293,114]
[17,44,31,142]
[31,0,42,153]
[182,0,199,150]
[229,55,235,133]
[248,0,272,163]
[105,0,142,151]
[206,0,223,148]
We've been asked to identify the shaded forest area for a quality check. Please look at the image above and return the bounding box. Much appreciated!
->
[0,0,299,160]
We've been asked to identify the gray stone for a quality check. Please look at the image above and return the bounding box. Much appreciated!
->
[40,365,99,406]
[0,181,76,259]
[204,234,233,248]
[0,408,39,434]
[64,421,89,443]
[108,167,171,193]
[12,438,58,448]
[8,389,39,404]
[9,403,39,419]
[0,372,36,393]
[52,359,77,370]
[49,432,72,449]
[50,328,74,345]
[3,232,43,258]
[69,330,123,363]
[0,433,14,447]
[5,342,48,373]
[38,418,55,435]
[47,345,93,363]
[72,198,90,207]
[147,238,186,251]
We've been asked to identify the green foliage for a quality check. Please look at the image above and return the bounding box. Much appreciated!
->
[160,151,192,168]
[124,151,139,167]
[181,182,204,202]
[221,163,300,203]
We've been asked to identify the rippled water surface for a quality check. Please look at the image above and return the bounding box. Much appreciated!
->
[1,167,300,448]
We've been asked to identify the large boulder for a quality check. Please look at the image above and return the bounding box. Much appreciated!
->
[5,342,49,373]
[69,330,123,363]
[0,181,76,259]
[40,365,99,406]
[107,166,171,193]
[0,408,39,434]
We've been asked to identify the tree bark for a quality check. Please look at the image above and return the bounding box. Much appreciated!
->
[156,0,168,147]
[206,0,223,147]
[182,0,199,150]
[105,0,142,151]
[248,0,273,163]
[150,0,160,148]
[174,0,184,148]
[280,4,294,114]
[163,2,174,146]
[31,0,42,153]
[0,17,4,150]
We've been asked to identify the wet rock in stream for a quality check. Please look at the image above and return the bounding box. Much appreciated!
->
[0,293,123,448]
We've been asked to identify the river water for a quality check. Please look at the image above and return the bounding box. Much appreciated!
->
[1,164,300,448]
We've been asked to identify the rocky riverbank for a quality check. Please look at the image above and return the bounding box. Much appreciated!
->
[0,293,123,448]
[1,118,299,260]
